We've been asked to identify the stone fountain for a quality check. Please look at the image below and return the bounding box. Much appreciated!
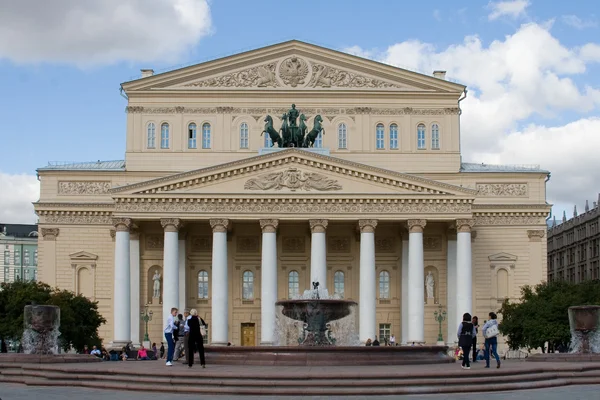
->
[568,305,600,354]
[22,305,61,355]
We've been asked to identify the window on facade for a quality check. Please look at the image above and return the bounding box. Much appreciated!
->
[334,271,345,298]
[24,269,30,281]
[240,122,249,149]
[24,250,29,266]
[34,250,38,266]
[431,123,440,149]
[417,124,426,149]
[314,131,323,148]
[264,132,273,148]
[376,124,385,149]
[338,123,347,149]
[288,271,299,299]
[242,270,254,300]
[3,267,8,282]
[14,249,20,266]
[379,271,390,299]
[3,251,8,265]
[33,269,37,281]
[197,270,209,299]
[390,124,398,149]
[147,122,156,148]
[203,323,209,345]
[160,123,169,149]
[379,323,391,342]
[202,123,211,149]
[188,123,197,149]
[14,268,21,281]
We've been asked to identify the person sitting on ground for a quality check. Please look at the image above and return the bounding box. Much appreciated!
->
[152,343,158,360]
[365,338,372,346]
[101,347,110,361]
[90,345,101,357]
[137,345,150,360]
[476,344,485,361]
[81,344,90,354]
[120,346,128,361]
[372,336,380,346]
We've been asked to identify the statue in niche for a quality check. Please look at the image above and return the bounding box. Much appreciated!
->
[152,270,161,298]
[426,271,435,299]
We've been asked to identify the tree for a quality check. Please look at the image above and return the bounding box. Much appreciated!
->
[0,281,106,353]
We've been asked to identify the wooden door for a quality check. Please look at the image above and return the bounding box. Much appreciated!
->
[241,323,255,346]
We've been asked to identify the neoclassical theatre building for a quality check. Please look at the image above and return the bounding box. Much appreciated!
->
[35,41,550,348]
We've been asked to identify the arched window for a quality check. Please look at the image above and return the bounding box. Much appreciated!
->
[188,123,197,149]
[147,123,156,148]
[334,271,345,298]
[240,122,249,149]
[160,123,169,149]
[314,131,323,148]
[264,133,273,148]
[288,271,299,299]
[417,124,426,149]
[379,271,390,299]
[242,270,254,300]
[431,123,440,149]
[197,270,209,299]
[390,124,399,149]
[376,124,385,149]
[202,123,211,149]
[338,123,347,149]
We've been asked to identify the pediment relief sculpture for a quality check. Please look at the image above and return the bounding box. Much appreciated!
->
[186,62,279,88]
[307,64,404,89]
[244,168,342,191]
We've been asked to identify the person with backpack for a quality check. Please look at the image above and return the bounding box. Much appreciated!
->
[457,312,476,370]
[482,312,501,369]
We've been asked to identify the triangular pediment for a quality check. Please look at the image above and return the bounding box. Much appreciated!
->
[69,251,98,261]
[111,149,475,198]
[488,252,518,262]
[121,41,464,93]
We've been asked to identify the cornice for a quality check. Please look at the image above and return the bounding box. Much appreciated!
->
[34,202,115,209]
[471,204,551,211]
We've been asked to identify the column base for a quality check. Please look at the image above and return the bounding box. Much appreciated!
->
[210,341,229,346]
[436,340,446,346]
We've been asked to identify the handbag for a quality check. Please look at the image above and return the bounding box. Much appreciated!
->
[200,325,207,337]
[485,324,499,339]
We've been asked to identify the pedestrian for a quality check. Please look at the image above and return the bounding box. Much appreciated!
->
[173,313,184,361]
[164,307,178,366]
[457,312,476,370]
[389,334,396,347]
[181,309,191,364]
[472,315,480,362]
[482,312,501,369]
[372,336,380,346]
[187,309,206,368]
[159,342,165,359]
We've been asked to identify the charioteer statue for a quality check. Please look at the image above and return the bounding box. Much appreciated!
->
[261,104,324,149]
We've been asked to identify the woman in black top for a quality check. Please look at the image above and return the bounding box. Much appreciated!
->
[187,308,206,368]
[471,316,479,362]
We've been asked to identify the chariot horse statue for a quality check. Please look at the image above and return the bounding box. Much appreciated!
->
[297,114,308,148]
[280,113,292,147]
[303,115,325,147]
[261,115,283,147]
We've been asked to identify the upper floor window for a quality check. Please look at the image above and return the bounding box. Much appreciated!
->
[3,251,9,265]
[314,131,323,148]
[334,270,345,298]
[431,123,440,150]
[288,271,299,299]
[147,122,156,148]
[242,270,254,300]
[14,249,20,266]
[338,123,347,149]
[264,132,273,147]
[379,271,390,299]
[188,123,197,149]
[417,124,426,149]
[240,123,249,149]
[202,123,211,149]
[34,250,38,266]
[198,270,209,299]
[376,124,385,149]
[390,124,399,149]
[160,123,169,149]
[24,250,29,266]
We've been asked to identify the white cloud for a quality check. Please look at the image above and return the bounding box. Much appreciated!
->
[343,22,600,213]
[562,15,598,30]
[0,173,39,224]
[0,0,212,67]
[488,0,530,21]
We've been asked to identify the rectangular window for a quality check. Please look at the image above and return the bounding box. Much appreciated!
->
[3,251,9,265]
[14,268,21,281]
[14,249,20,266]
[379,323,391,343]
[24,250,30,266]
[3,267,8,282]
[203,323,209,345]
[34,250,38,266]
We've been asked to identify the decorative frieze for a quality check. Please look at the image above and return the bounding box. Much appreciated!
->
[186,62,279,88]
[328,237,351,253]
[423,235,442,251]
[145,235,164,250]
[58,181,111,195]
[476,183,528,197]
[375,237,395,252]
[191,236,212,252]
[282,237,305,253]
[308,63,403,89]
[38,210,113,225]
[236,236,260,252]
[474,214,547,226]
[41,228,59,240]
[244,168,342,191]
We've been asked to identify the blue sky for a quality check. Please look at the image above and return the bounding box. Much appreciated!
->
[1,0,599,223]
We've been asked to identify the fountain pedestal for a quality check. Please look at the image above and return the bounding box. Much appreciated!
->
[22,305,61,355]
[568,305,600,354]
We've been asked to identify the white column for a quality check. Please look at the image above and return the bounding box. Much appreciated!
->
[359,220,377,343]
[407,219,426,343]
[161,218,182,329]
[210,219,229,345]
[178,235,186,311]
[446,230,457,346]
[260,219,279,345]
[309,219,328,289]
[129,227,141,347]
[112,218,132,346]
[401,235,409,345]
[456,219,474,323]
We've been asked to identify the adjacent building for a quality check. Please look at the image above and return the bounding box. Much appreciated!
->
[547,197,600,283]
[34,41,550,348]
[0,224,39,283]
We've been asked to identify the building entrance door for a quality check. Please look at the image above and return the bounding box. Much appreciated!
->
[241,323,256,346]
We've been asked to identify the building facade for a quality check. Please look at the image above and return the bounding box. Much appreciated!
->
[1,224,39,283]
[547,198,600,283]
[35,41,550,348]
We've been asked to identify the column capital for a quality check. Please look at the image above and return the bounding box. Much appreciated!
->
[456,219,475,233]
[260,219,279,233]
[407,219,427,233]
[113,218,133,232]
[161,218,183,232]
[210,219,230,233]
[41,228,60,241]
[446,225,457,240]
[130,225,140,240]
[309,219,328,233]
[358,219,378,233]
[109,229,116,241]
[527,229,545,241]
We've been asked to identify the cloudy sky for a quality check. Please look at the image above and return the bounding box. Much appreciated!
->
[1,0,599,224]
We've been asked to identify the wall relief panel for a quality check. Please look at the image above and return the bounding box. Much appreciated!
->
[191,236,212,252]
[58,181,111,195]
[328,237,351,253]
[375,237,395,253]
[145,235,164,250]
[476,183,528,197]
[244,168,342,191]
[236,236,259,252]
[423,235,442,251]
[282,237,305,253]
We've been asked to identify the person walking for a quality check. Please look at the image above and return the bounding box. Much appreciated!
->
[187,309,206,368]
[173,314,185,361]
[482,312,501,369]
[457,312,476,370]
[164,307,178,366]
[181,309,191,364]
[471,315,480,363]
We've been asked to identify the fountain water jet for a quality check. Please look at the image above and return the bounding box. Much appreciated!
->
[22,305,61,355]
